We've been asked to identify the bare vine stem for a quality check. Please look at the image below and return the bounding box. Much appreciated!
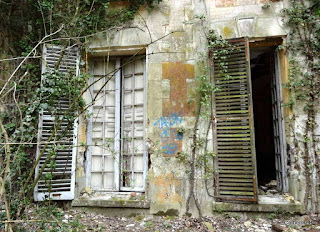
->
[185,100,203,217]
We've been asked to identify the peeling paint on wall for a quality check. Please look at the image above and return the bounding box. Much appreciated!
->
[215,0,271,7]
[162,62,195,116]
[155,62,195,157]
[152,173,183,204]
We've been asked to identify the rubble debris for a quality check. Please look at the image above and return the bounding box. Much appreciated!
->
[266,180,277,188]
[272,223,287,231]
[19,206,320,232]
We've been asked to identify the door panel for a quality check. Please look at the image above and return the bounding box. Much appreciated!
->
[121,57,146,191]
[271,51,288,192]
[90,59,117,191]
[212,39,258,202]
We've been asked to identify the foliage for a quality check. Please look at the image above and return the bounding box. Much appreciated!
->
[0,65,87,221]
[207,30,229,50]
[282,0,320,212]
[0,0,162,229]
[0,0,162,54]
[196,74,217,118]
[7,202,102,232]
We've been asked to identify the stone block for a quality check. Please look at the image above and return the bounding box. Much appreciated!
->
[147,63,162,81]
[212,195,305,213]
[237,17,256,37]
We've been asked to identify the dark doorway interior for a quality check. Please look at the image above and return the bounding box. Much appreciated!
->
[250,47,276,187]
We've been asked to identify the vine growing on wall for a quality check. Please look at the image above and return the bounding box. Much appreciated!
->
[282,0,320,213]
[184,73,217,217]
[180,30,233,217]
[183,2,320,215]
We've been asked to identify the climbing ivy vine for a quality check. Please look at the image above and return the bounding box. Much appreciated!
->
[282,0,320,213]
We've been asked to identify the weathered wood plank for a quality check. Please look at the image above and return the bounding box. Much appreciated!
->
[218,157,252,161]
[220,186,254,191]
[219,178,253,182]
[219,182,253,186]
[212,38,257,203]
[219,166,253,170]
[216,110,249,115]
[219,169,252,173]
[220,191,254,196]
[217,138,251,141]
[217,154,252,158]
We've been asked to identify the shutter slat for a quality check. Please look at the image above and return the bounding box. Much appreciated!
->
[220,182,253,186]
[216,79,248,84]
[220,191,254,196]
[218,158,252,161]
[219,166,252,170]
[217,154,252,157]
[220,186,253,190]
[217,131,250,135]
[213,39,258,203]
[38,187,71,192]
[219,178,253,182]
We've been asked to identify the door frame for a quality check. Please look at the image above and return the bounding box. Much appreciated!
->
[249,37,289,193]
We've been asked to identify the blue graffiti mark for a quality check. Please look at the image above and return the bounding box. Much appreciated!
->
[154,112,184,156]
[160,129,171,142]
[153,112,183,129]
[163,143,178,155]
[175,132,183,141]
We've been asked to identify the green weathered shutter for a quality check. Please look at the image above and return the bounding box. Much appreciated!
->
[212,39,258,202]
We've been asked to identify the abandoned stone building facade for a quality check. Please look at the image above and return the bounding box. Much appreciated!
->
[34,0,317,215]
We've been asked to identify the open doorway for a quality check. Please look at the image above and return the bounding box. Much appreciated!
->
[250,47,276,186]
[250,43,288,193]
[212,38,288,202]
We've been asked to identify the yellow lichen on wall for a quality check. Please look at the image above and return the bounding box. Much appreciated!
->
[223,27,232,37]
[79,121,86,153]
[76,166,84,178]
[279,48,292,118]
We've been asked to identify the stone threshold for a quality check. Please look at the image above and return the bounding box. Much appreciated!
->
[212,195,305,214]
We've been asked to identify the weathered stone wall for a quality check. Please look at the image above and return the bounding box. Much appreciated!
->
[72,0,314,216]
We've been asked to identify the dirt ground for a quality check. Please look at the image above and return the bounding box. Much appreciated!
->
[7,204,320,232]
[57,210,320,232]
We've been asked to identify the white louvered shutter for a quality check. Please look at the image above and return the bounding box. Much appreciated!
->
[34,44,79,201]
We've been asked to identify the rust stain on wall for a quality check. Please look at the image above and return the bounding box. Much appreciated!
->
[152,173,183,204]
[162,62,195,116]
[215,0,272,7]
